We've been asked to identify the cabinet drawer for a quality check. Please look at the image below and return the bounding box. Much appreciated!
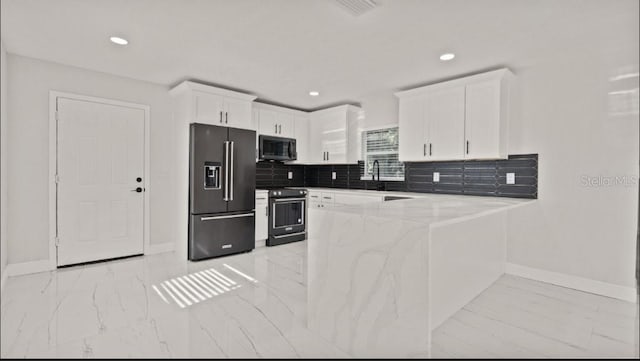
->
[189,212,255,260]
[320,192,334,203]
[334,193,382,205]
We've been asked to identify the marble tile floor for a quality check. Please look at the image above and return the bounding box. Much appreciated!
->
[1,241,638,359]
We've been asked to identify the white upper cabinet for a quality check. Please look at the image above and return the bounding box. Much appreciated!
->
[396,68,513,161]
[223,96,254,129]
[308,105,362,164]
[254,103,295,138]
[398,95,427,162]
[169,81,257,130]
[193,91,224,124]
[289,114,309,164]
[464,77,508,159]
[426,86,466,160]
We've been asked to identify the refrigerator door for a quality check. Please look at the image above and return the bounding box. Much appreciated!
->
[190,123,228,214]
[227,127,256,212]
[189,212,255,260]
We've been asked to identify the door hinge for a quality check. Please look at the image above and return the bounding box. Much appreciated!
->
[54,174,60,184]
[55,111,60,121]
[55,236,60,246]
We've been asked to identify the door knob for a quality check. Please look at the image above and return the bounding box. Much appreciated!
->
[132,187,143,193]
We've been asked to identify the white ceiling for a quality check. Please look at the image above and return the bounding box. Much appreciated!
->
[1,0,638,110]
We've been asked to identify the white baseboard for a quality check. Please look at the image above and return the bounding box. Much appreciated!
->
[506,263,637,303]
[146,242,175,255]
[6,259,53,277]
[255,239,266,248]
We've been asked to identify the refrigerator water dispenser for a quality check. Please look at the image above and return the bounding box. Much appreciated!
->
[204,162,221,189]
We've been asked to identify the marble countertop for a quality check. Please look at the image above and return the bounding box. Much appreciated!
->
[301,187,436,198]
[308,191,534,227]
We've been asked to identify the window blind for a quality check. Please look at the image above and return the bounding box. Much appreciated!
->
[361,127,404,180]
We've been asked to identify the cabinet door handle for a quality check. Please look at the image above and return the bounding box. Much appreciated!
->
[265,205,268,216]
[423,143,426,156]
[219,111,223,123]
[225,112,228,124]
[275,124,278,133]
[327,152,329,161]
[429,143,432,156]
[278,124,281,134]
[466,140,469,154]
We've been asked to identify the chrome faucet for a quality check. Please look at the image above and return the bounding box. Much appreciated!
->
[371,160,385,191]
[372,160,380,181]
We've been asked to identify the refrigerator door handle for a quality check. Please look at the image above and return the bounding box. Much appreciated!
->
[229,141,234,201]
[201,213,254,221]
[223,141,230,201]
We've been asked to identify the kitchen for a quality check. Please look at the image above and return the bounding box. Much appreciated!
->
[0,0,638,358]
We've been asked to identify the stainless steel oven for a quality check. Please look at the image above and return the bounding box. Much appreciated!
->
[267,189,307,246]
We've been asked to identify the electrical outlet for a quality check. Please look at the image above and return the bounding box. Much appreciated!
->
[288,171,293,180]
[506,173,516,184]
[332,171,337,180]
[433,172,440,182]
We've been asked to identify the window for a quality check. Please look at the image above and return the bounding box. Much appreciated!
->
[361,127,404,181]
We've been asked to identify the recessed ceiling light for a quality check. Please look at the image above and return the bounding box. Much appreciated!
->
[110,36,128,45]
[439,53,455,61]
[309,91,320,96]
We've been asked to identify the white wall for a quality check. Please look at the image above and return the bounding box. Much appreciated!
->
[1,41,8,278]
[507,50,639,288]
[358,90,399,130]
[6,54,176,264]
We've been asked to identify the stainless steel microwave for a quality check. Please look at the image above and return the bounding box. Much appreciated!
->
[258,135,297,161]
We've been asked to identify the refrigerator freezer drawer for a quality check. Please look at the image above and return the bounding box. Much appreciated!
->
[189,212,255,261]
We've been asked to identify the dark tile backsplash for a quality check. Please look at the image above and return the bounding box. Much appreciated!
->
[256,161,305,188]
[256,154,537,199]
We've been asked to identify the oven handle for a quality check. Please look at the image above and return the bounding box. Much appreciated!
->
[273,232,306,239]
[273,198,307,202]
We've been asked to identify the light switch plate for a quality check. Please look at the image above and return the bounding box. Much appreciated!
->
[288,171,293,180]
[506,173,516,184]
[433,172,440,182]
[332,171,337,180]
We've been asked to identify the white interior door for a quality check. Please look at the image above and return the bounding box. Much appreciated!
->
[57,97,145,266]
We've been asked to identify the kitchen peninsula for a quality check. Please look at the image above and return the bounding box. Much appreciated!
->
[307,194,534,357]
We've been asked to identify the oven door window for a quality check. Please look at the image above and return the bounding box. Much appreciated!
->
[273,200,305,228]
[262,138,289,159]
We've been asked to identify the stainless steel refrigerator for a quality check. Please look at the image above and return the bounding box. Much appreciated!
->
[189,123,256,261]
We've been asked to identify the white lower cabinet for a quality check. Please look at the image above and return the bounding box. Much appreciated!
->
[309,191,334,208]
[255,191,269,242]
[309,190,384,207]
[333,193,383,205]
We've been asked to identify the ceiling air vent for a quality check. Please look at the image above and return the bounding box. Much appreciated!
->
[334,0,378,16]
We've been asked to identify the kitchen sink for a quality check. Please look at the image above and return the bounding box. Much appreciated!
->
[383,195,413,201]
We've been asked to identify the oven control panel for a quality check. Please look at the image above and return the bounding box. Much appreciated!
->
[270,189,307,197]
